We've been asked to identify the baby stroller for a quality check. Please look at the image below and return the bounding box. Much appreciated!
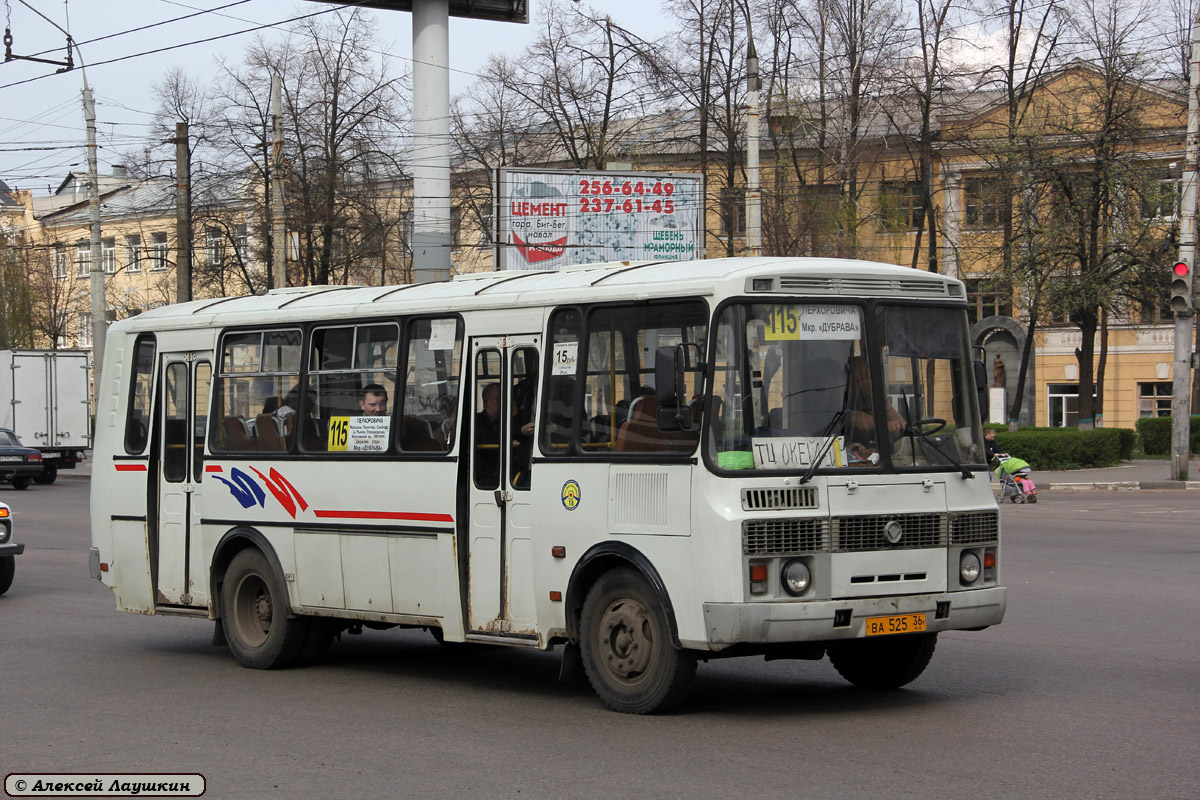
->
[993,452,1038,503]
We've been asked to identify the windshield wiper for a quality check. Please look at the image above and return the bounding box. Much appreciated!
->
[799,409,846,485]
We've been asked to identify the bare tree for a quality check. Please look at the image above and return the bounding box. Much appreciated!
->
[1034,0,1182,428]
[135,8,408,291]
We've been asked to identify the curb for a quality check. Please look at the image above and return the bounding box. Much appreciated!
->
[1041,481,1200,492]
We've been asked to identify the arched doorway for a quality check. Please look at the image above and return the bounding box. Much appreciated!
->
[970,316,1034,427]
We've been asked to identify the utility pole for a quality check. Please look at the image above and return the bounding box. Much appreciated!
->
[1172,17,1199,480]
[82,77,105,390]
[740,1,761,257]
[174,122,192,304]
[270,73,286,290]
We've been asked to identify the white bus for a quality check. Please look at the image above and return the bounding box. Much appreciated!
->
[89,257,1005,714]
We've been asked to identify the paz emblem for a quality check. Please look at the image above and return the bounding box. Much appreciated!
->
[884,520,903,544]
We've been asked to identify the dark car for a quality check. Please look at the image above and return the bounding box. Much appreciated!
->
[0,429,43,490]
[0,501,19,594]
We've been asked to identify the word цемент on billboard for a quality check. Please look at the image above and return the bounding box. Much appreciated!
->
[497,168,703,269]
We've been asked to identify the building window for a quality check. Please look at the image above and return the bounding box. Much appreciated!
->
[53,245,68,279]
[234,224,248,262]
[78,313,92,348]
[150,233,169,272]
[75,244,90,277]
[1046,383,1097,428]
[878,181,924,231]
[963,277,1013,325]
[1138,382,1172,417]
[102,237,116,274]
[964,176,1003,228]
[721,188,747,235]
[1139,168,1180,221]
[451,205,464,248]
[206,227,225,266]
[125,235,142,273]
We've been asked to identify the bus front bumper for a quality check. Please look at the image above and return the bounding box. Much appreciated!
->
[703,587,1006,645]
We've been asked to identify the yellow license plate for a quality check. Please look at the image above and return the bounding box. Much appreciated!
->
[864,613,927,636]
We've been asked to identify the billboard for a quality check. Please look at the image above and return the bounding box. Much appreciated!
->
[305,1,527,23]
[497,168,704,270]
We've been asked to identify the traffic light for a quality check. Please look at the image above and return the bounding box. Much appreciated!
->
[1170,260,1193,315]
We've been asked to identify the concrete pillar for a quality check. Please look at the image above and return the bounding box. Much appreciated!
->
[412,0,452,284]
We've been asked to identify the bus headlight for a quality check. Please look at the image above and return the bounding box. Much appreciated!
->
[781,560,811,596]
[959,552,981,585]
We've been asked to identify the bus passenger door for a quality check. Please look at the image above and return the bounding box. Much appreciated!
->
[466,335,541,640]
[155,355,210,608]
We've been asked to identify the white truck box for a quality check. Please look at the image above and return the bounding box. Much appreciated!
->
[0,350,91,482]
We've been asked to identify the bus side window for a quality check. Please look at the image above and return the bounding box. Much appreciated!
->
[400,317,462,454]
[541,308,580,453]
[211,329,301,454]
[125,334,156,454]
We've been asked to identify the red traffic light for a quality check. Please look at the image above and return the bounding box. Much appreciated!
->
[1174,261,1190,276]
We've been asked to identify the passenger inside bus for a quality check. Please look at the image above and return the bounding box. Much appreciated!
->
[475,382,502,485]
[511,356,538,488]
[358,383,389,416]
[846,356,903,460]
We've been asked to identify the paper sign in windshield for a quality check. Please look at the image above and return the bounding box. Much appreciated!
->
[751,436,844,469]
[763,304,862,341]
[327,416,391,452]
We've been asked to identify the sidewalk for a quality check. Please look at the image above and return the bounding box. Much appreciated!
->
[1033,458,1200,492]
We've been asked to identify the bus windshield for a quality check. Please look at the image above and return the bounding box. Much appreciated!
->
[707,302,984,473]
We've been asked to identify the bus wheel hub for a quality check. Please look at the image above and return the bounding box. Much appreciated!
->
[603,600,652,677]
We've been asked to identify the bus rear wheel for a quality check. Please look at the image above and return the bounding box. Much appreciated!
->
[579,568,695,714]
[828,632,938,689]
[221,548,308,669]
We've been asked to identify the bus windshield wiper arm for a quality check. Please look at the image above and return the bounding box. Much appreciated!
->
[799,409,845,485]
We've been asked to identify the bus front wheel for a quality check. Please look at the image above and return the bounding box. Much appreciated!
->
[221,548,309,669]
[828,632,938,689]
[579,568,695,714]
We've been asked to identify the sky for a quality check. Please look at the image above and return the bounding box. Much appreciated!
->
[0,0,675,195]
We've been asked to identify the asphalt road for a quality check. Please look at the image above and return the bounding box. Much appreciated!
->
[1,481,1196,799]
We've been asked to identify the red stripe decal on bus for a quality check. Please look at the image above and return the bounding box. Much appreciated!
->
[205,465,223,473]
[312,509,454,523]
[115,464,148,472]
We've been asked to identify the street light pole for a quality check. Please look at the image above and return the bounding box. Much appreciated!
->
[1173,16,1199,480]
[740,2,762,258]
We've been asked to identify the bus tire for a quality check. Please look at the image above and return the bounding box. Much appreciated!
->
[35,464,57,484]
[579,567,696,714]
[221,548,309,669]
[828,632,938,689]
[0,555,14,595]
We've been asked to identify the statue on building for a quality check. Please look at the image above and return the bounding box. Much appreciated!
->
[993,354,1007,388]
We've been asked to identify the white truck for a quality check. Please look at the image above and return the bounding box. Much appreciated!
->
[0,350,91,484]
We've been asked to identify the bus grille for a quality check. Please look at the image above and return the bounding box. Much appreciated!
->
[743,518,830,555]
[949,510,1000,544]
[832,513,946,551]
[742,487,819,511]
